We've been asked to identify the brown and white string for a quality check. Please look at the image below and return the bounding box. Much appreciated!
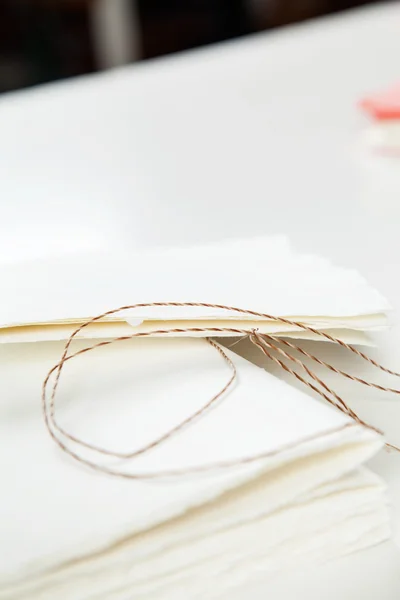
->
[42,302,400,479]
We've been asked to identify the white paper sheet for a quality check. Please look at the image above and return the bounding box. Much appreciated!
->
[0,236,390,343]
[5,470,388,600]
[0,321,373,345]
[0,336,386,598]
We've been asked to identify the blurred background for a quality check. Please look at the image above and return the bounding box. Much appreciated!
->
[0,0,387,93]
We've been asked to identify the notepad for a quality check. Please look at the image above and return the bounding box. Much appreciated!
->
[0,337,389,599]
[0,236,390,344]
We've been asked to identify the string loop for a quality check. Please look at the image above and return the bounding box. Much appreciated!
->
[42,302,400,478]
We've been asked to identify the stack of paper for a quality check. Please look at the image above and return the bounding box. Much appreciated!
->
[0,237,391,599]
[0,337,389,599]
[0,236,390,344]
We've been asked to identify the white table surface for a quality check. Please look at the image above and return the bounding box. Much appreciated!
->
[0,2,400,598]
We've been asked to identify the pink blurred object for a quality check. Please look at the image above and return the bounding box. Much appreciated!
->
[359,83,400,120]
[359,83,400,153]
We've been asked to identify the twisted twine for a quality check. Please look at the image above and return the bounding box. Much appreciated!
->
[42,302,400,478]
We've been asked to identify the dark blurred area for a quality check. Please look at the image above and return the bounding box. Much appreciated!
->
[0,0,381,93]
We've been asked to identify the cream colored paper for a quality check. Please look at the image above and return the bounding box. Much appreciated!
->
[0,321,374,345]
[0,337,388,599]
[0,236,390,343]
[5,470,388,600]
